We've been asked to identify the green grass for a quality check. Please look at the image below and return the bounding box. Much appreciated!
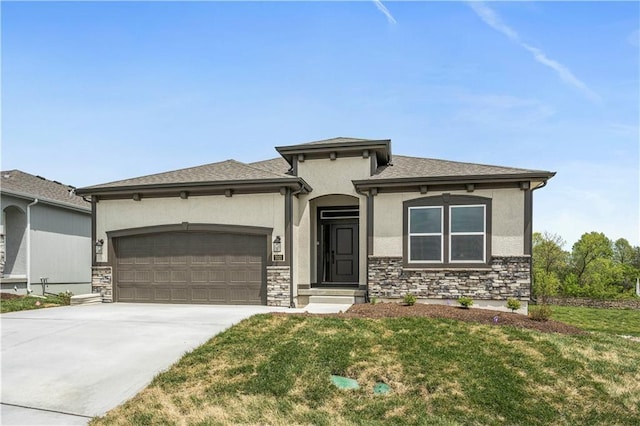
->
[91,314,640,426]
[0,294,69,313]
[550,305,640,337]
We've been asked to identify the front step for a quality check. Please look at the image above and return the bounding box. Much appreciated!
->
[299,288,366,306]
[70,293,103,306]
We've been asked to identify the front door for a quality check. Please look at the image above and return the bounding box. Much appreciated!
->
[317,207,359,286]
[329,222,359,283]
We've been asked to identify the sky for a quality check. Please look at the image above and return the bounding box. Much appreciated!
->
[2,1,639,248]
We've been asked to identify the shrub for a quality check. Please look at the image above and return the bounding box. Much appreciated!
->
[529,305,552,322]
[458,296,473,309]
[506,298,522,313]
[403,293,417,306]
[370,296,378,305]
[57,291,73,306]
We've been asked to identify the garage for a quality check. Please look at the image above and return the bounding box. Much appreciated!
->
[114,232,266,305]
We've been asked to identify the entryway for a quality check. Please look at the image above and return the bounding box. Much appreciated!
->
[317,207,359,287]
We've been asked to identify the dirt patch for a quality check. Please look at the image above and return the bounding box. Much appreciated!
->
[284,302,586,335]
[0,292,22,300]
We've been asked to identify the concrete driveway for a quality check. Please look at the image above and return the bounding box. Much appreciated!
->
[1,303,348,425]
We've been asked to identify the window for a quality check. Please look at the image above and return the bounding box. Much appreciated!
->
[404,195,491,266]
[408,207,442,262]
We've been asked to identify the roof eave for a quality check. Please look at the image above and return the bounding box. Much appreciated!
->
[76,177,312,197]
[275,139,391,164]
[353,172,557,190]
[0,188,91,213]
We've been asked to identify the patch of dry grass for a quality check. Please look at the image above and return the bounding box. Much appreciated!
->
[91,314,640,426]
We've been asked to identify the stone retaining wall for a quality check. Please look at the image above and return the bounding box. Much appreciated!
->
[368,256,531,301]
[92,266,113,302]
[266,266,290,307]
[545,297,640,310]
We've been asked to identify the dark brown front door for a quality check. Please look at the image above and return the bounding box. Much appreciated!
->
[114,232,266,305]
[330,222,359,283]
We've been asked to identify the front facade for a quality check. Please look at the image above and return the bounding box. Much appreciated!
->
[1,171,92,295]
[77,138,554,311]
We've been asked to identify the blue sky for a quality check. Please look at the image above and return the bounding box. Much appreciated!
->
[2,1,638,247]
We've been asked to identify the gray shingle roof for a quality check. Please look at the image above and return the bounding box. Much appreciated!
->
[250,157,291,175]
[369,155,552,180]
[81,159,298,191]
[1,170,90,211]
[297,137,373,146]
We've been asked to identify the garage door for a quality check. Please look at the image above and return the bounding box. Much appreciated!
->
[114,232,266,305]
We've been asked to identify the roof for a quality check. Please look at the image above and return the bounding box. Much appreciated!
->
[371,155,553,180]
[77,137,554,196]
[77,159,311,195]
[275,137,392,165]
[0,170,91,211]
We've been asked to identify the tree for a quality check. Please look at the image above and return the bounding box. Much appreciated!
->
[532,232,568,275]
[570,232,613,286]
[614,238,635,265]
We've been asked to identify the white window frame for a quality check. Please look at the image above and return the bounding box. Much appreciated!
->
[408,206,443,263]
[449,205,486,263]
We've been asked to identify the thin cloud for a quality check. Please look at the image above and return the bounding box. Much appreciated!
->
[373,0,397,24]
[468,2,600,102]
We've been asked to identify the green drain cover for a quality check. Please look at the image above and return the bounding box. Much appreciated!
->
[373,382,391,394]
[330,376,392,394]
[330,375,360,390]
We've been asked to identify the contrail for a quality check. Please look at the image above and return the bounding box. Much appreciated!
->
[468,1,600,102]
[373,0,397,25]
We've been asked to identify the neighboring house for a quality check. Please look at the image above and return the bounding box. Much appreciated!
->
[1,170,92,295]
[76,137,554,312]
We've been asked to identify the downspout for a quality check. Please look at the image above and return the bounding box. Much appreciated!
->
[287,184,305,309]
[529,181,548,304]
[26,198,39,294]
[355,187,372,304]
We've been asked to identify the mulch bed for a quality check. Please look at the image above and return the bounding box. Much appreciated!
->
[0,292,22,300]
[281,302,586,335]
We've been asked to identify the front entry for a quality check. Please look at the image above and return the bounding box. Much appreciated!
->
[317,208,359,286]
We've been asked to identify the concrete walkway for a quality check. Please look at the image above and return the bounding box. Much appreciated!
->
[1,302,350,425]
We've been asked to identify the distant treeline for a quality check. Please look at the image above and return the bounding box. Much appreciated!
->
[533,231,640,300]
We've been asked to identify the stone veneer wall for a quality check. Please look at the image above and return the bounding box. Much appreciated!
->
[266,266,291,307]
[368,256,531,301]
[0,234,5,278]
[92,266,113,302]
[544,297,640,310]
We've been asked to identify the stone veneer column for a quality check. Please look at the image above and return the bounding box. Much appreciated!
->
[92,266,113,302]
[0,234,5,278]
[266,266,290,307]
[368,256,531,301]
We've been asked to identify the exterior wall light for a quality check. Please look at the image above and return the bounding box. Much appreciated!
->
[273,236,282,253]
[95,239,104,255]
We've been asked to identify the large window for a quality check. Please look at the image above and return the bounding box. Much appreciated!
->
[405,195,491,266]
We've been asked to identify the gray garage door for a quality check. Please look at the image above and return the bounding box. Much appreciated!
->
[114,232,266,305]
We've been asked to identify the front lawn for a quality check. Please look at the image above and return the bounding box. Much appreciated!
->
[550,305,640,337]
[0,293,70,313]
[91,314,640,425]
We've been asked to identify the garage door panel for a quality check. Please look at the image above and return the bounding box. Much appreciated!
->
[154,270,171,283]
[115,232,266,305]
[154,288,171,302]
[170,288,189,302]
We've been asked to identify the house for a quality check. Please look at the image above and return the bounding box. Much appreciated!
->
[76,137,554,312]
[1,170,92,295]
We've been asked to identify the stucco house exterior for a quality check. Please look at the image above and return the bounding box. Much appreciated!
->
[76,137,554,312]
[1,170,92,295]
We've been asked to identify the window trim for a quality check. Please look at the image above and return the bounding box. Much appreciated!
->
[408,206,443,263]
[449,204,486,263]
[403,194,492,268]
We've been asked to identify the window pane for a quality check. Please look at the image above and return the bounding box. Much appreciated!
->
[451,206,484,233]
[410,208,441,234]
[451,235,484,261]
[410,236,441,261]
